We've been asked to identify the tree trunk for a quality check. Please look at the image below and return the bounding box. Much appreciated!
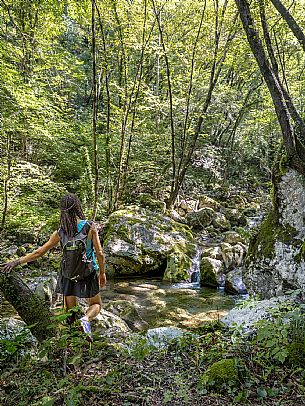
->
[0,272,56,341]
[92,0,99,220]
[1,132,11,230]
[270,0,305,53]
[235,0,305,175]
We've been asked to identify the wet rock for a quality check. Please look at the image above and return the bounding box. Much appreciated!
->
[225,268,247,294]
[200,257,225,287]
[104,206,196,282]
[186,207,214,229]
[104,300,149,332]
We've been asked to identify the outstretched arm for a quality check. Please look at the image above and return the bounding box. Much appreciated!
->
[89,224,106,288]
[1,231,60,273]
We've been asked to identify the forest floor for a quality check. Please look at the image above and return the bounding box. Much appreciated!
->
[1,320,305,406]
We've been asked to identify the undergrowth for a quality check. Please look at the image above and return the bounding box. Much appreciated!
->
[1,306,305,405]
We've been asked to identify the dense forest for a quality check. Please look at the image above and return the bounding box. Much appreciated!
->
[1,0,305,404]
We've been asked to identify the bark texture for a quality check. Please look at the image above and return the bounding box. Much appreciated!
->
[0,272,56,341]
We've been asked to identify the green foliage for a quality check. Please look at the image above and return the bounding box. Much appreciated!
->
[0,327,33,369]
[252,303,305,365]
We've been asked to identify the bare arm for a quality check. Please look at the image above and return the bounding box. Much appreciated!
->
[1,231,60,273]
[89,224,106,287]
[20,231,61,264]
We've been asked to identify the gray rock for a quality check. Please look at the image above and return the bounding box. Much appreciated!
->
[225,268,247,294]
[200,257,225,287]
[245,169,305,298]
[103,300,149,332]
[221,243,246,271]
[34,277,58,307]
[186,207,214,229]
[223,231,245,245]
[198,196,221,210]
[0,245,18,256]
[201,245,222,261]
[221,295,300,333]
[92,309,131,334]
[146,326,185,348]
[212,212,231,230]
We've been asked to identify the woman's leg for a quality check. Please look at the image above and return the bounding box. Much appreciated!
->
[83,294,101,322]
[64,295,77,324]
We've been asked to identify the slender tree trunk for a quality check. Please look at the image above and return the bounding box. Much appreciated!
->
[95,2,112,213]
[92,0,99,220]
[1,132,11,230]
[152,0,176,196]
[0,273,56,341]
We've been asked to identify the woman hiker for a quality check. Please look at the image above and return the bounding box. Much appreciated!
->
[1,193,106,342]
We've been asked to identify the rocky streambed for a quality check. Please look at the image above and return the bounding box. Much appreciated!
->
[0,190,268,341]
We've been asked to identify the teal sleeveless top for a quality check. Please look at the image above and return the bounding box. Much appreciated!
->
[77,220,99,271]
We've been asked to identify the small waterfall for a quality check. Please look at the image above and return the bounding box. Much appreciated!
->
[189,246,201,286]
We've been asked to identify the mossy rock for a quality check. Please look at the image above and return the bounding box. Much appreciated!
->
[201,358,238,390]
[186,207,214,229]
[212,212,231,231]
[103,206,196,281]
[247,209,298,262]
[200,257,224,287]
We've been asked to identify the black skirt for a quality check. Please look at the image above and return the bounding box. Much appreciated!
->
[55,270,100,298]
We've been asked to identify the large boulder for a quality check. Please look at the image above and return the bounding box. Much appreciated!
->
[186,207,214,229]
[200,257,225,287]
[221,294,301,333]
[103,206,196,282]
[103,300,149,332]
[225,268,247,294]
[245,168,305,298]
[221,243,246,271]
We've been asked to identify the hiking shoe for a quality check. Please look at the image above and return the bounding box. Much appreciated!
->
[79,317,93,343]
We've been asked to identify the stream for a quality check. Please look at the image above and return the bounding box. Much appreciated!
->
[0,274,236,330]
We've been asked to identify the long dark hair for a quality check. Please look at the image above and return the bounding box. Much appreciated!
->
[60,194,85,237]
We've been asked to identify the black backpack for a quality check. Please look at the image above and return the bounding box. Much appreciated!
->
[58,221,95,282]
